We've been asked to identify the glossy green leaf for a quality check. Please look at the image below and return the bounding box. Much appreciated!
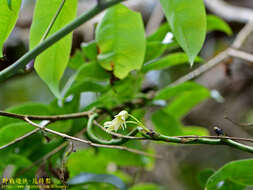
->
[68,172,126,190]
[0,123,34,147]
[164,87,210,119]
[152,110,182,136]
[143,53,203,73]
[160,0,206,65]
[30,0,78,98]
[207,15,232,35]
[96,4,146,79]
[0,0,21,57]
[218,180,245,190]
[206,159,253,189]
[155,82,206,100]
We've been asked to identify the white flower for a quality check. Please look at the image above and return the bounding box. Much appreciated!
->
[104,110,129,132]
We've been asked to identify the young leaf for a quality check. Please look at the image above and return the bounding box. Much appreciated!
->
[143,53,203,73]
[206,159,253,189]
[152,110,183,136]
[159,0,206,65]
[163,87,210,119]
[0,123,34,147]
[30,0,78,98]
[207,14,233,35]
[147,23,171,42]
[155,82,206,100]
[62,61,109,97]
[81,41,98,61]
[96,4,146,79]
[0,0,21,57]
[197,169,215,188]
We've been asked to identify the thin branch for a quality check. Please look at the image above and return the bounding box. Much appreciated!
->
[16,142,68,177]
[204,0,253,23]
[174,135,253,143]
[170,50,228,86]
[0,120,51,150]
[224,115,253,127]
[0,128,40,150]
[0,0,125,81]
[24,117,160,159]
[139,132,253,153]
[170,21,253,86]
[0,110,92,121]
[227,48,253,63]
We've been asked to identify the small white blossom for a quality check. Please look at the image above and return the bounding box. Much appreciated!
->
[104,110,129,132]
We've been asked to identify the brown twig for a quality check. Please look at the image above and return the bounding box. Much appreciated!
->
[170,21,253,86]
[0,110,92,121]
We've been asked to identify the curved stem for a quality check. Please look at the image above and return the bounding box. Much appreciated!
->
[0,0,125,81]
[86,114,139,145]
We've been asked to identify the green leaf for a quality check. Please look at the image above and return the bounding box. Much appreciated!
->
[0,154,32,175]
[143,53,202,73]
[73,62,110,82]
[96,4,146,79]
[67,149,109,177]
[0,103,50,128]
[130,183,164,190]
[81,41,98,61]
[0,123,34,147]
[159,0,206,65]
[0,0,21,57]
[144,41,179,63]
[65,81,107,97]
[30,0,78,98]
[164,86,210,119]
[152,110,182,136]
[206,159,253,189]
[147,23,171,42]
[218,180,245,190]
[155,82,206,100]
[62,61,109,97]
[207,15,232,35]
[197,168,215,187]
[68,172,127,190]
[68,50,85,70]
[182,126,209,136]
[99,141,151,167]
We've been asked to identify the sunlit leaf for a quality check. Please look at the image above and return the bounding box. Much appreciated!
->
[159,0,206,65]
[30,0,78,97]
[96,4,146,79]
[207,15,232,35]
[0,0,21,57]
